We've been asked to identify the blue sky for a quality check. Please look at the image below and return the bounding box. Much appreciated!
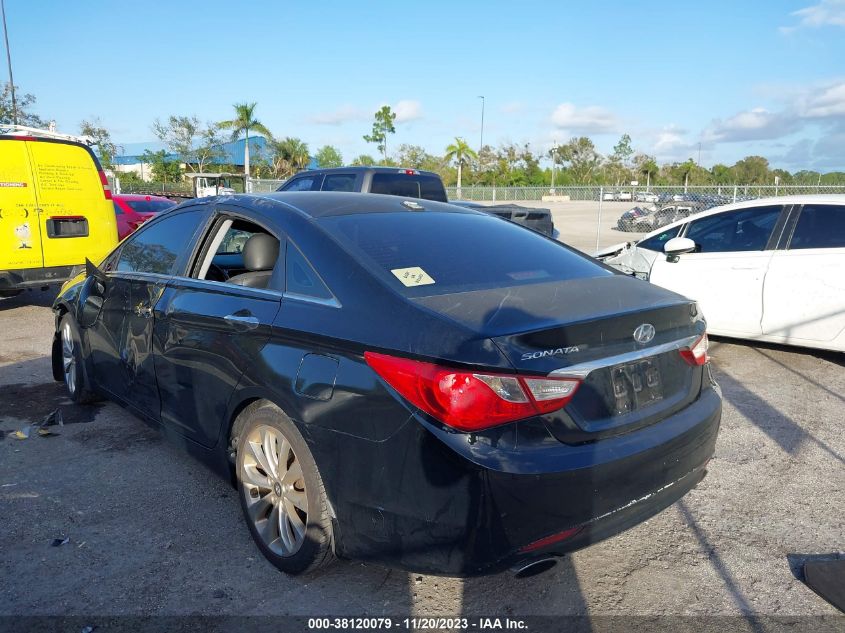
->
[5,0,845,170]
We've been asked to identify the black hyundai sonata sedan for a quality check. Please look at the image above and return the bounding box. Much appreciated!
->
[51,192,721,577]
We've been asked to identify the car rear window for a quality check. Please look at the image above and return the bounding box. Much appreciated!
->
[370,173,447,202]
[124,199,176,214]
[319,211,610,297]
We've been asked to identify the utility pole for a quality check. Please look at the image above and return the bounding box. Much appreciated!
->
[1,0,16,125]
[550,140,557,194]
[697,142,701,165]
[477,96,485,157]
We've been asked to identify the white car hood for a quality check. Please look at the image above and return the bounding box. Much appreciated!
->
[597,243,660,279]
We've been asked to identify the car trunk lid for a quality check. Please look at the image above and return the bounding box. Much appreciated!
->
[412,275,705,438]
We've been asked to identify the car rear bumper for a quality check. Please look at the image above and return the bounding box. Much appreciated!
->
[317,383,721,576]
[0,265,79,291]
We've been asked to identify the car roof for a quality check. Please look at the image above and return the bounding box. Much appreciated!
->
[294,166,441,178]
[637,194,845,240]
[250,191,479,219]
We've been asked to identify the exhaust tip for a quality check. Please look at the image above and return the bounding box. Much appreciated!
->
[513,557,558,579]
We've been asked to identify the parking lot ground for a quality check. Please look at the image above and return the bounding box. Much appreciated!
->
[473,200,649,253]
[1,289,843,627]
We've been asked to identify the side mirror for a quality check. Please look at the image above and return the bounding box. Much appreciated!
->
[663,237,696,262]
[664,237,696,256]
[79,259,108,328]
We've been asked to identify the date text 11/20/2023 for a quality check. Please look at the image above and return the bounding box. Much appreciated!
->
[307,617,528,630]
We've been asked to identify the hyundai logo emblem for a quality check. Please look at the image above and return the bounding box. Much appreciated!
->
[633,323,656,345]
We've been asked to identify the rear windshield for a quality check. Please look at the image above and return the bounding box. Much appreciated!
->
[124,199,176,214]
[370,173,447,202]
[319,211,611,297]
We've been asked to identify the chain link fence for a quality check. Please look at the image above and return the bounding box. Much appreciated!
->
[445,184,845,202]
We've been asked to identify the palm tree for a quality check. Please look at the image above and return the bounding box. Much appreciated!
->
[270,137,310,179]
[444,137,478,199]
[218,102,272,179]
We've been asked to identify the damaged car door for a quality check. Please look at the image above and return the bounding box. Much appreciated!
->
[88,207,209,417]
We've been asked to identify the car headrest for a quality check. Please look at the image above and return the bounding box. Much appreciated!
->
[242,233,279,272]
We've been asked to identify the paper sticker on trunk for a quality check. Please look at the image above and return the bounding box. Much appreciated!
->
[391,266,435,287]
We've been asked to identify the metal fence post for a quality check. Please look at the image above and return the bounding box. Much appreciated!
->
[595,186,604,254]
[733,185,737,203]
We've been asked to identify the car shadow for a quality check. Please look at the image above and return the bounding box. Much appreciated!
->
[709,339,844,467]
[0,287,59,312]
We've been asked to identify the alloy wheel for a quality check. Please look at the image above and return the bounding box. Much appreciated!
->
[61,322,77,396]
[241,424,308,556]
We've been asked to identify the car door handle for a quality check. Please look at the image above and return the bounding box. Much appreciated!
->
[223,314,260,330]
[134,304,153,318]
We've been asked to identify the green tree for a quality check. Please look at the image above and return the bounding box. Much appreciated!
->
[142,149,183,183]
[152,115,225,173]
[269,137,310,179]
[711,163,735,184]
[80,118,119,170]
[0,82,46,127]
[633,154,659,189]
[733,156,770,184]
[363,105,396,161]
[315,145,343,168]
[559,137,602,184]
[351,154,377,166]
[218,102,272,177]
[444,137,478,197]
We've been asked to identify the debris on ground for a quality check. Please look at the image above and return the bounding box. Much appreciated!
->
[51,537,70,547]
[10,408,65,440]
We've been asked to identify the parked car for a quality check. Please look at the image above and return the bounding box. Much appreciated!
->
[52,192,720,577]
[0,126,118,298]
[448,200,554,236]
[113,194,176,240]
[636,191,659,203]
[616,191,633,202]
[630,202,705,233]
[617,205,656,231]
[596,195,845,352]
[602,191,616,201]
[277,166,555,236]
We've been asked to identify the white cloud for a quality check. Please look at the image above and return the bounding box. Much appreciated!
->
[800,81,845,117]
[786,0,845,30]
[550,103,618,134]
[704,107,799,142]
[307,105,367,126]
[393,100,423,123]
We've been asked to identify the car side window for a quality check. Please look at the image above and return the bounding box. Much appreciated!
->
[117,210,206,275]
[285,241,335,301]
[638,226,681,252]
[685,206,782,253]
[789,204,845,250]
[281,175,321,192]
[322,174,356,192]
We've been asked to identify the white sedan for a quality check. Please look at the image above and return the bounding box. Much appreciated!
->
[596,195,845,352]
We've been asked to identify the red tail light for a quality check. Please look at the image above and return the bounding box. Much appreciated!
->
[519,526,583,553]
[98,170,113,200]
[364,352,581,432]
[679,333,709,366]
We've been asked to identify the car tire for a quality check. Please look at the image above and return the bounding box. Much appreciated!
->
[235,401,335,575]
[59,314,100,404]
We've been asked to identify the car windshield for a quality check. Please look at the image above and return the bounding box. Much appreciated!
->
[124,199,176,214]
[319,211,611,297]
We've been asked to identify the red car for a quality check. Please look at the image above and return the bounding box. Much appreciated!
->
[113,194,177,240]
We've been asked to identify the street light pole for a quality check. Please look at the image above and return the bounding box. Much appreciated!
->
[1,0,16,125]
[550,140,557,194]
[477,96,485,157]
